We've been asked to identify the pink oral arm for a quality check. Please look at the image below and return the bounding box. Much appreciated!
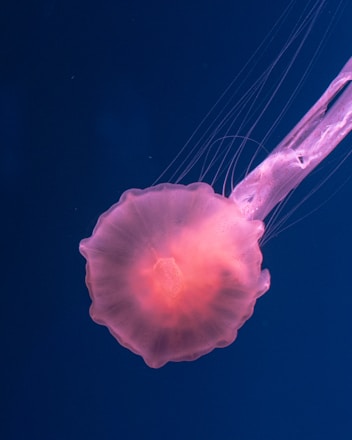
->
[230,57,352,221]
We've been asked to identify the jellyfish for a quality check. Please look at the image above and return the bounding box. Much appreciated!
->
[79,57,352,368]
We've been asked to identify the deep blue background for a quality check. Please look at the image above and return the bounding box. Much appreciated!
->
[2,1,352,439]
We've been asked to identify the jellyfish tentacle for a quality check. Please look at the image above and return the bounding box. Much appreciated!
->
[231,58,352,221]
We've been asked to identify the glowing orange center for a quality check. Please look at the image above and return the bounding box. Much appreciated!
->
[153,257,184,298]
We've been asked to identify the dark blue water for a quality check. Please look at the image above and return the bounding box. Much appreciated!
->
[2,1,352,439]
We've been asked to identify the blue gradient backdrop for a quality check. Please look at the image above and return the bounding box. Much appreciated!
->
[2,1,352,439]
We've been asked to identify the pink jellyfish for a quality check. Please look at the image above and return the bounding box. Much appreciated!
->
[80,59,352,368]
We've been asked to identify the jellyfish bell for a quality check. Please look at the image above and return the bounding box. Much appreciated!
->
[79,182,270,368]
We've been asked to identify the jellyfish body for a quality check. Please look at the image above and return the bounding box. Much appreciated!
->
[80,59,352,368]
[80,183,269,368]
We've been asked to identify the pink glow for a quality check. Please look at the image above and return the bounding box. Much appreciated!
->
[80,183,269,368]
[80,59,352,368]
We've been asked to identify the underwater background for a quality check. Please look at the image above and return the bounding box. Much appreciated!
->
[2,1,352,439]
